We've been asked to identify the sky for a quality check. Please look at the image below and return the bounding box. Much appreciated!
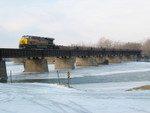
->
[0,0,150,48]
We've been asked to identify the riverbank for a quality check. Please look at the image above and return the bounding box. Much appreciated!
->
[126,85,150,91]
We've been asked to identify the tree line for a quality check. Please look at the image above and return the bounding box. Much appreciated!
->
[71,37,150,57]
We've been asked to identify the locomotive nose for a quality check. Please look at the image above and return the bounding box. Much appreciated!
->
[19,38,27,44]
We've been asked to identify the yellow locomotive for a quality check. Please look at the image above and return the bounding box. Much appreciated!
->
[19,35,58,49]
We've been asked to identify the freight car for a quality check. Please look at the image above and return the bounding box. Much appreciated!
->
[19,35,58,49]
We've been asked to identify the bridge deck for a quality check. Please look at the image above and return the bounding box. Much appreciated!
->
[0,48,141,58]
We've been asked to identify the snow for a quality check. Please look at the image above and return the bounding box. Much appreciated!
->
[0,82,150,113]
[1,61,150,113]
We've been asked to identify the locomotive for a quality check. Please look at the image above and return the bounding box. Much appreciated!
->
[19,35,58,49]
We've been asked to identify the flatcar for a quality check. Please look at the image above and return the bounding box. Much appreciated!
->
[19,35,58,49]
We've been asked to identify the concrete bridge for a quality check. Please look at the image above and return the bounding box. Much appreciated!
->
[0,48,141,82]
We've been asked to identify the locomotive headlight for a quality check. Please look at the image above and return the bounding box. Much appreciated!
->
[19,38,28,44]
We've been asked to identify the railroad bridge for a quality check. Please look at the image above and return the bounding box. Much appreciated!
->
[0,48,141,82]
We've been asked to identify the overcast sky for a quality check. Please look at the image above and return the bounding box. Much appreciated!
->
[0,0,150,48]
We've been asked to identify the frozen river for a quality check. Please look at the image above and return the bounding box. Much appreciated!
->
[0,61,150,113]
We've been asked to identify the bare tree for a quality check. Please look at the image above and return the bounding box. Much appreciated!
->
[141,39,150,56]
[121,42,141,50]
[111,41,124,49]
[96,37,113,48]
[71,36,142,51]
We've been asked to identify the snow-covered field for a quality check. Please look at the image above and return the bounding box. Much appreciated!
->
[0,62,150,113]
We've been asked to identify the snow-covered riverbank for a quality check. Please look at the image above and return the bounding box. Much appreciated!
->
[0,82,150,113]
[1,61,150,113]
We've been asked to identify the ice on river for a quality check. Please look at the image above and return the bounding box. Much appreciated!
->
[0,81,150,113]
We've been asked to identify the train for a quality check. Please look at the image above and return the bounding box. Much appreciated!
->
[19,35,59,49]
[19,35,107,51]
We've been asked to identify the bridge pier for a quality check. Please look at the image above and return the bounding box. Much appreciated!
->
[125,55,133,62]
[96,56,109,64]
[76,56,98,66]
[24,58,49,72]
[0,59,7,83]
[121,56,128,62]
[122,55,136,62]
[55,57,75,69]
[131,55,138,61]
[96,56,105,64]
[107,55,122,64]
[134,55,138,61]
